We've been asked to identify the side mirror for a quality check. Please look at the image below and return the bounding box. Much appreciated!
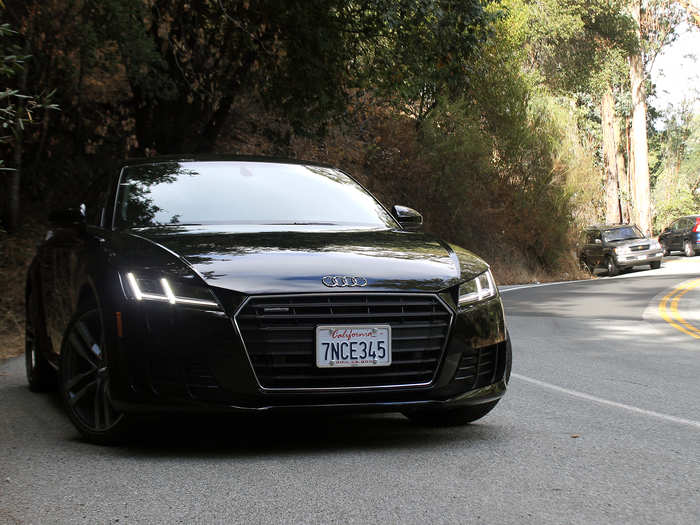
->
[49,205,86,228]
[392,205,423,231]
[594,238,602,245]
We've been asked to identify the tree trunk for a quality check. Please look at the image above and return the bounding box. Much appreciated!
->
[195,94,235,153]
[629,0,652,235]
[625,116,634,223]
[615,111,629,223]
[601,85,621,224]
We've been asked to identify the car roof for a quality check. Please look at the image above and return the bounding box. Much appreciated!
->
[120,154,335,170]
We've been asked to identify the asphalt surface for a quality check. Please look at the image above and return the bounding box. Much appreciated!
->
[1,256,699,524]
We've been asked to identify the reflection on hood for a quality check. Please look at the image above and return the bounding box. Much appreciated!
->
[118,225,489,295]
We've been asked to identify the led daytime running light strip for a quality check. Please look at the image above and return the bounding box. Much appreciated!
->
[126,272,219,307]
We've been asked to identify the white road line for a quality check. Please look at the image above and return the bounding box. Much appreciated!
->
[512,373,700,430]
[499,280,580,293]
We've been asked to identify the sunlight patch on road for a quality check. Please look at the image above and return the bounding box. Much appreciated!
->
[658,278,700,340]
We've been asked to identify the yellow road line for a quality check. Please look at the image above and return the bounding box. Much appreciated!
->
[670,284,700,336]
[658,279,700,340]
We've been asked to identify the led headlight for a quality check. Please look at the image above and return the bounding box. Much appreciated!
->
[458,270,497,307]
[125,272,220,308]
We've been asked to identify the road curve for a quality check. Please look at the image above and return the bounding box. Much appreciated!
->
[1,257,699,524]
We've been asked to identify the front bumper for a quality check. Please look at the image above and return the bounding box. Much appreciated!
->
[106,292,510,414]
[614,250,663,268]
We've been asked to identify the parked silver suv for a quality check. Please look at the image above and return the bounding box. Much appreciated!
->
[579,224,663,276]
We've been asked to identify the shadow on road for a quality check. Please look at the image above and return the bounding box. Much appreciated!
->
[107,411,501,458]
[1,375,503,457]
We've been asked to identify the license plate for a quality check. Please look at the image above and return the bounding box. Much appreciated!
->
[316,325,391,368]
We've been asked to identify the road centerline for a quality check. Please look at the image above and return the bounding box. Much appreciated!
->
[658,278,700,340]
[512,373,700,430]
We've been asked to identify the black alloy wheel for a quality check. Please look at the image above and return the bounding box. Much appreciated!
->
[606,256,620,276]
[684,240,696,257]
[60,305,127,444]
[25,290,56,392]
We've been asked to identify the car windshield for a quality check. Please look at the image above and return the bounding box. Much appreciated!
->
[602,225,645,242]
[114,161,397,229]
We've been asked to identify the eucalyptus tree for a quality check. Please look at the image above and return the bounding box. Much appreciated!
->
[626,0,690,234]
[510,0,635,223]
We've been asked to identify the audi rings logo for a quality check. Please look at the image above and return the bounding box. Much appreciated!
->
[321,275,368,288]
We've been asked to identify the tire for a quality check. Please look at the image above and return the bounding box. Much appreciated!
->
[684,240,696,257]
[59,302,130,445]
[606,256,620,276]
[650,261,661,270]
[25,289,57,392]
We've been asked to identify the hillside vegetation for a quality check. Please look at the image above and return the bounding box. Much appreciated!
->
[1,1,698,359]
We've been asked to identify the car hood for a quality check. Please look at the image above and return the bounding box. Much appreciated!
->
[607,238,652,248]
[116,225,488,295]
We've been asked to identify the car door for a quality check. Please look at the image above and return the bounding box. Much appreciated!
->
[37,221,77,359]
[588,230,604,266]
[582,230,595,265]
[659,221,673,250]
[679,217,692,245]
[39,207,99,360]
[670,219,684,250]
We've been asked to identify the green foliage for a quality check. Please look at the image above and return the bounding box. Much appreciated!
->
[0,22,28,167]
[505,0,635,96]
[4,0,689,277]
[652,107,700,232]
[0,21,57,172]
[406,1,604,271]
[363,0,499,121]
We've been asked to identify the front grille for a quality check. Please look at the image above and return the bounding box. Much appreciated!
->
[630,244,650,251]
[454,342,503,390]
[236,294,453,389]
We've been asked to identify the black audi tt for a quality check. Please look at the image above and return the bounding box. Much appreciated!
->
[25,157,511,443]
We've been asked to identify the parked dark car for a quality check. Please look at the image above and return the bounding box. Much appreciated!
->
[579,224,663,276]
[25,156,511,443]
[658,215,700,257]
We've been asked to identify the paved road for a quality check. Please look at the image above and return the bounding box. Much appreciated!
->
[1,257,699,524]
